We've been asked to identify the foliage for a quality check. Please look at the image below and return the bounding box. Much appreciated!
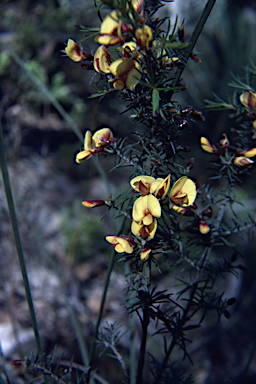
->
[1,0,256,384]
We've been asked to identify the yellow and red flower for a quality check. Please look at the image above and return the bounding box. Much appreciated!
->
[169,176,196,207]
[109,56,141,90]
[130,174,170,198]
[93,45,111,73]
[200,137,220,155]
[140,247,151,261]
[199,218,210,234]
[218,133,229,152]
[240,91,256,111]
[135,25,152,50]
[65,39,93,62]
[233,156,254,166]
[131,194,161,240]
[106,235,136,253]
[131,218,157,240]
[132,194,161,225]
[95,10,132,46]
[76,128,115,163]
[82,200,105,208]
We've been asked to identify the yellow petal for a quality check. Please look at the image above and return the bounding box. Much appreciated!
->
[76,150,93,163]
[94,45,110,73]
[112,79,125,90]
[92,128,113,147]
[135,25,152,50]
[109,57,134,78]
[234,156,254,166]
[145,220,157,239]
[84,130,93,151]
[122,42,138,56]
[126,65,141,90]
[131,220,142,237]
[200,137,218,154]
[130,175,155,193]
[243,148,256,158]
[169,176,196,207]
[132,194,161,222]
[101,10,119,33]
[154,175,170,199]
[199,220,210,235]
[82,200,105,208]
[240,91,256,108]
[65,39,83,62]
[105,236,134,253]
[140,247,151,261]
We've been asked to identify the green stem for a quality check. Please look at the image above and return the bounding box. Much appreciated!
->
[136,301,149,384]
[174,0,217,87]
[0,122,42,353]
[86,249,116,384]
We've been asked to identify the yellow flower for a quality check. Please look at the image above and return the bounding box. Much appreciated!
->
[130,174,170,198]
[131,219,157,239]
[109,57,141,90]
[218,133,229,151]
[169,176,196,207]
[200,137,220,155]
[240,91,256,110]
[94,45,111,73]
[95,10,132,46]
[233,156,254,166]
[65,39,83,62]
[237,148,256,158]
[199,219,210,234]
[131,0,144,13]
[82,200,105,208]
[154,175,170,199]
[132,194,161,225]
[76,128,115,163]
[106,235,135,253]
[135,25,152,50]
[140,247,151,261]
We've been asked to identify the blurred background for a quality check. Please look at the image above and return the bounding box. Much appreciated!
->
[1,0,256,383]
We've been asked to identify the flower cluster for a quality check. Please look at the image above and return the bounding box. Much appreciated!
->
[65,0,154,92]
[80,169,197,261]
[200,135,256,166]
[76,128,115,163]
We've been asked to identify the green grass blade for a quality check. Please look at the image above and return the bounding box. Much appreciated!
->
[0,122,42,353]
[174,0,217,86]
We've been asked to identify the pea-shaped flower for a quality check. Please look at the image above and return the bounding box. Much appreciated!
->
[240,91,256,111]
[106,235,136,253]
[132,194,161,226]
[76,128,115,163]
[130,174,170,198]
[169,176,196,207]
[131,219,157,240]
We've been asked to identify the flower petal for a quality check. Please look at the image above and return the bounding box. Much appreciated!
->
[154,175,170,199]
[82,200,105,208]
[140,247,151,261]
[126,65,141,90]
[94,45,111,73]
[200,137,219,154]
[84,130,93,150]
[92,128,113,147]
[169,176,196,207]
[65,39,83,62]
[76,150,93,163]
[234,156,254,166]
[130,175,155,193]
[105,235,134,253]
